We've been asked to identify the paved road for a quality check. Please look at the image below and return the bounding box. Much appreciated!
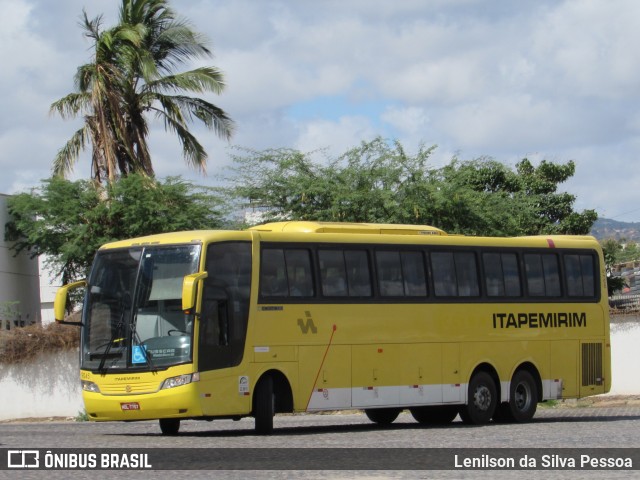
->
[1,407,639,479]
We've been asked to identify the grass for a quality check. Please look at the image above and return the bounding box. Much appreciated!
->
[75,410,89,422]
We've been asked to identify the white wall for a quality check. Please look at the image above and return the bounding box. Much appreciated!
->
[0,194,42,328]
[39,256,60,325]
[0,349,83,420]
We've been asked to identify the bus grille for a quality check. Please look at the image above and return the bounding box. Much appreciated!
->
[581,343,603,386]
[100,382,160,395]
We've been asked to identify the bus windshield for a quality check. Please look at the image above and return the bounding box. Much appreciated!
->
[82,244,201,372]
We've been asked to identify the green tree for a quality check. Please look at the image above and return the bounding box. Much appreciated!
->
[601,238,626,294]
[50,0,234,183]
[5,175,224,284]
[227,138,597,236]
[617,240,640,263]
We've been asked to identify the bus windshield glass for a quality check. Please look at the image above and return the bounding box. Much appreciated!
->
[82,244,201,372]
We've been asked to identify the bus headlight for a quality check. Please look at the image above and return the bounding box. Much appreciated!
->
[161,372,199,390]
[81,380,100,393]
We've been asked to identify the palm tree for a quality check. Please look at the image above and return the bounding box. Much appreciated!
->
[50,0,234,183]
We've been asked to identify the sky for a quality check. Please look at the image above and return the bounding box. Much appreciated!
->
[1,0,640,222]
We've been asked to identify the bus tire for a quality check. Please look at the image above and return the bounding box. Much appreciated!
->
[410,405,459,425]
[159,418,180,435]
[507,370,538,422]
[365,408,401,425]
[254,376,275,435]
[459,371,497,425]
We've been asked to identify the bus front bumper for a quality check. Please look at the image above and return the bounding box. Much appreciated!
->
[82,383,203,422]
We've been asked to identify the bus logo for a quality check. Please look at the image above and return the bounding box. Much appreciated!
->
[297,311,317,334]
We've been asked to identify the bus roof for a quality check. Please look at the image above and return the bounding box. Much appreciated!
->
[99,230,252,250]
[97,222,600,252]
[248,221,447,236]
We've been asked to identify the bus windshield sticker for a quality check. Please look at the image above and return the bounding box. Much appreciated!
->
[131,345,147,364]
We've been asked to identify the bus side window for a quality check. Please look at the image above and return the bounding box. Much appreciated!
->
[525,253,561,297]
[319,250,348,297]
[483,252,521,297]
[260,249,288,297]
[431,252,457,296]
[376,251,404,296]
[285,250,314,297]
[376,251,427,297]
[454,252,479,296]
[431,251,479,297]
[201,286,229,347]
[345,250,372,297]
[565,254,595,297]
[401,251,428,297]
[319,249,372,297]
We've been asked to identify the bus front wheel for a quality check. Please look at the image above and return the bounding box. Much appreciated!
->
[365,408,401,425]
[254,376,275,435]
[459,371,497,425]
[159,418,180,436]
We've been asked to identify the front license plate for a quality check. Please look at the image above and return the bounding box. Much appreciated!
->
[120,402,140,411]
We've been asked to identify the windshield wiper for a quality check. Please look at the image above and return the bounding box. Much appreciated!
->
[97,317,125,372]
[97,293,131,372]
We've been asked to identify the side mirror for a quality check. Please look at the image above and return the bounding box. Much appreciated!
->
[182,272,208,312]
[54,280,87,324]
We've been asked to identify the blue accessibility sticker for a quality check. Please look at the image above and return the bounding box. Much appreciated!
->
[132,345,147,364]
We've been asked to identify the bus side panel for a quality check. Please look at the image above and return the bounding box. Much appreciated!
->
[550,340,578,398]
[399,343,443,405]
[352,344,401,407]
[442,343,462,403]
[197,369,252,416]
[300,345,351,411]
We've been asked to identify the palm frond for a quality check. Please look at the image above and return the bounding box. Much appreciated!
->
[161,114,207,172]
[150,93,234,140]
[145,67,226,94]
[49,92,91,119]
[52,126,90,177]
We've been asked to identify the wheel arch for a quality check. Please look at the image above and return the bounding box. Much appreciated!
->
[253,369,294,414]
[513,361,543,403]
[468,362,501,403]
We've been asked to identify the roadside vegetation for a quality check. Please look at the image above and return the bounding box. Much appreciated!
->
[0,321,79,365]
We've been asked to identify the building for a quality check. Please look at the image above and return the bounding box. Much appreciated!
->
[0,194,43,329]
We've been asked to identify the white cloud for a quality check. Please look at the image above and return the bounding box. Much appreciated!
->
[530,0,640,99]
[1,0,639,223]
[294,116,378,159]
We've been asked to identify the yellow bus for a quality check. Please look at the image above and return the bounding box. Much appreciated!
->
[55,221,610,435]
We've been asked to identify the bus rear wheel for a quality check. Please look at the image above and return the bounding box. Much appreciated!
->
[410,405,459,425]
[365,408,402,425]
[494,370,538,423]
[459,371,497,425]
[159,418,180,436]
[254,376,275,435]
